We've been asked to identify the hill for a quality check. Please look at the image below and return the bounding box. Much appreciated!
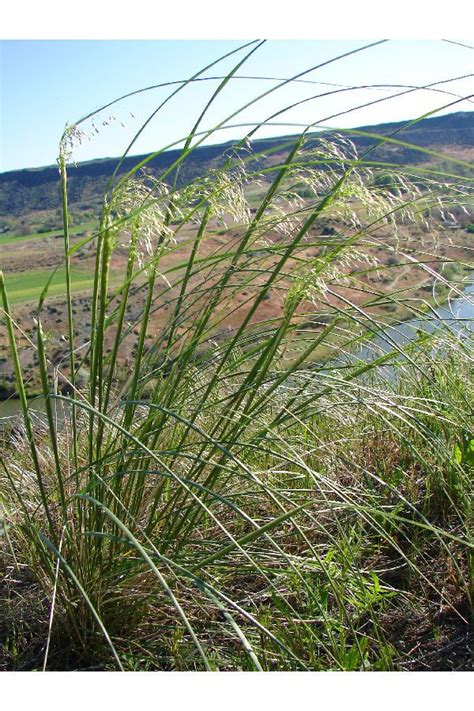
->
[1,111,473,222]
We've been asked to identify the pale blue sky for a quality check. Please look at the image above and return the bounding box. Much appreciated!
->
[1,39,473,173]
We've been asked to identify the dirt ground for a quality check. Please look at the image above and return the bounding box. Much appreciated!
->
[0,213,472,399]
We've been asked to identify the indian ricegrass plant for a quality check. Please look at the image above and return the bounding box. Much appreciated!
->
[0,41,473,670]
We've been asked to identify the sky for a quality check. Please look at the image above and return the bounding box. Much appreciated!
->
[1,38,473,173]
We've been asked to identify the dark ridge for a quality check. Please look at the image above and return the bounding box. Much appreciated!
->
[1,111,472,216]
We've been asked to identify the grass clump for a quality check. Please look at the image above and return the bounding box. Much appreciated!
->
[0,41,473,671]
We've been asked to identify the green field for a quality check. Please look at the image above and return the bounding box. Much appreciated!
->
[0,220,96,247]
[3,265,98,304]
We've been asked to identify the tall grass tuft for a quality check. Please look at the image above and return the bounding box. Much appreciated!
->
[0,42,473,671]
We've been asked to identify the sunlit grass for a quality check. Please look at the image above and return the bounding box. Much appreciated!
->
[2,264,122,305]
[0,220,96,247]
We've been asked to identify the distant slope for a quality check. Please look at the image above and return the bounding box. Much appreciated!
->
[1,111,473,217]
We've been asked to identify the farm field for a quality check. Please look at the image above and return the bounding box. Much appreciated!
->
[3,266,98,305]
[0,220,97,247]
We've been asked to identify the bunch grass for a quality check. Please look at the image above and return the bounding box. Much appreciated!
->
[0,41,473,671]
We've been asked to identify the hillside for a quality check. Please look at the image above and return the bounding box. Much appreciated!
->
[1,111,473,221]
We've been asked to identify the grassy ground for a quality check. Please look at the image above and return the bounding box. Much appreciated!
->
[0,221,96,248]
[2,266,98,305]
[1,342,472,671]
